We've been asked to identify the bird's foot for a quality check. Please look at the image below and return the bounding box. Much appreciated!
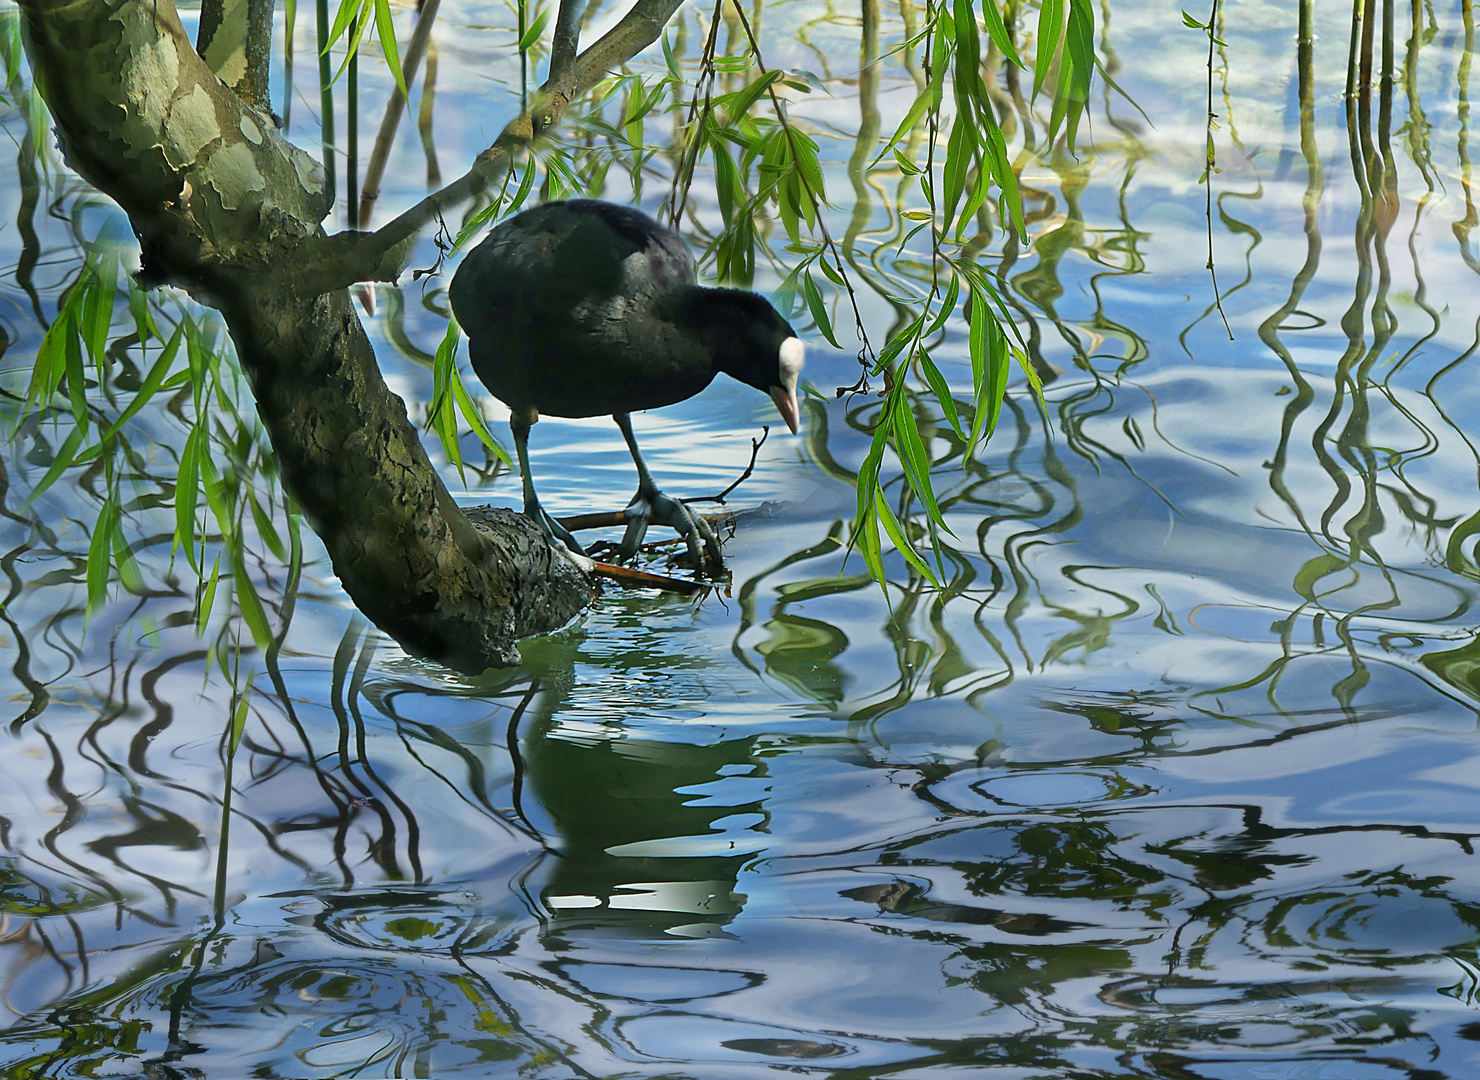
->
[526,500,586,556]
[620,489,723,573]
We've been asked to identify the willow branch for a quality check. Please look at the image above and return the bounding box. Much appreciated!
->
[286,0,686,297]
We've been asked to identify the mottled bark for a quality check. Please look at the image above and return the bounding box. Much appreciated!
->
[198,0,274,114]
[18,0,595,670]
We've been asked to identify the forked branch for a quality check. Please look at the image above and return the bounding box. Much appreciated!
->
[289,0,685,297]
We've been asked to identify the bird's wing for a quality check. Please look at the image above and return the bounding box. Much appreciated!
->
[558,202,697,295]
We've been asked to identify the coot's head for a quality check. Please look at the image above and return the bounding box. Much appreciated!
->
[688,289,806,434]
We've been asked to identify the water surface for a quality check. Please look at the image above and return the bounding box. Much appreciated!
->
[3,1,1480,1077]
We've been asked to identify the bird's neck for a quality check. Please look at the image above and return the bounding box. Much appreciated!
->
[670,286,765,384]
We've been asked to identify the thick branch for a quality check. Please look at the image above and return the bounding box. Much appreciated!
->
[19,0,328,273]
[19,0,597,669]
[197,0,275,116]
[548,0,584,86]
[213,281,593,669]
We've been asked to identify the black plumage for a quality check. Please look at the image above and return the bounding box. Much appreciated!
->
[450,199,805,568]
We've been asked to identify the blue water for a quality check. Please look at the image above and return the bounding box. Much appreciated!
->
[4,0,1480,1076]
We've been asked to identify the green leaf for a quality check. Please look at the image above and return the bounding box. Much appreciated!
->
[710,133,743,227]
[965,289,991,453]
[977,108,1024,233]
[924,275,962,338]
[429,325,464,481]
[325,0,367,54]
[111,515,145,595]
[197,446,234,537]
[976,0,1024,67]
[63,312,89,429]
[789,130,827,207]
[952,0,982,98]
[1055,0,1096,146]
[81,253,116,365]
[956,155,992,238]
[871,84,934,169]
[717,68,782,121]
[802,270,840,348]
[441,314,510,467]
[778,174,802,244]
[102,322,184,440]
[87,496,118,614]
[918,348,964,439]
[875,486,938,584]
[28,309,68,408]
[176,423,203,569]
[374,0,409,102]
[930,10,953,97]
[942,111,977,224]
[23,424,86,506]
[890,390,949,530]
[198,555,222,635]
[128,280,157,344]
[249,493,288,563]
[770,260,804,322]
[233,559,275,651]
[518,2,552,49]
[228,676,252,756]
[818,257,847,288]
[453,368,509,465]
[1034,0,1064,99]
[1014,344,1045,406]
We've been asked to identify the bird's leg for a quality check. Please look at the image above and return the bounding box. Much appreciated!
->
[511,410,585,555]
[613,413,723,571]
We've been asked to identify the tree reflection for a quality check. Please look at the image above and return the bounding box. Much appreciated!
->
[6,0,1480,1075]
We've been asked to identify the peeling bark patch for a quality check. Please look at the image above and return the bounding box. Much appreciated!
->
[292,148,325,194]
[239,114,263,144]
[163,83,220,168]
[210,141,266,209]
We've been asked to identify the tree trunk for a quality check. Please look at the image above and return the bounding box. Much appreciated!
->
[17,0,595,671]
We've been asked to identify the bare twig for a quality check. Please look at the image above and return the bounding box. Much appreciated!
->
[588,559,710,593]
[685,426,768,504]
[358,0,443,229]
[1201,0,1234,339]
[668,0,724,225]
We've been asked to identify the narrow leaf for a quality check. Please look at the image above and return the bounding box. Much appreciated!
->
[802,271,840,348]
[23,424,86,505]
[198,556,222,635]
[374,0,409,101]
[875,486,938,584]
[233,560,275,651]
[1034,0,1064,99]
[87,496,118,614]
[103,322,184,440]
[918,348,964,438]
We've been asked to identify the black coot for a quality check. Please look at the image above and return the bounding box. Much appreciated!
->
[450,199,805,568]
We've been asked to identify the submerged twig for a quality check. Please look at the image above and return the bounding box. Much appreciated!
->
[686,425,768,505]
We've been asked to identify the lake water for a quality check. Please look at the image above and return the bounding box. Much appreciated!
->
[5,1,1480,1077]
